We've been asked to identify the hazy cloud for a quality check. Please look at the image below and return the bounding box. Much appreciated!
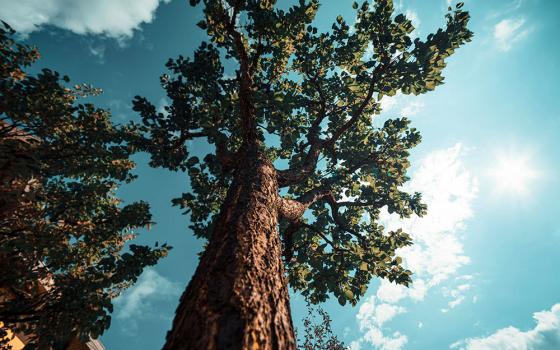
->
[157,97,170,116]
[352,296,408,350]
[352,144,478,350]
[379,92,425,118]
[0,0,171,39]
[493,18,531,52]
[405,9,421,35]
[451,304,560,349]
[88,43,106,62]
[114,268,181,332]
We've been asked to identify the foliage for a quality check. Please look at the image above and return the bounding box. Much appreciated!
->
[298,303,346,350]
[133,0,472,307]
[0,22,169,348]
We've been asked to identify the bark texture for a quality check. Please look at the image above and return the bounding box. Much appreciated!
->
[163,149,296,350]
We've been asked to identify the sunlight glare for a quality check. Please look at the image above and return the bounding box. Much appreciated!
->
[489,151,539,196]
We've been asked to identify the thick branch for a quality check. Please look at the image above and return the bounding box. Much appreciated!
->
[277,141,322,187]
[278,187,331,223]
[277,198,307,222]
[278,51,407,188]
[281,219,349,262]
[276,73,327,187]
[338,200,381,207]
[325,194,361,238]
[323,61,391,148]
[220,1,258,145]
[300,223,349,253]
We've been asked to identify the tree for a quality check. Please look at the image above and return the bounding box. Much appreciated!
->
[0,22,169,348]
[132,1,472,348]
[298,303,346,350]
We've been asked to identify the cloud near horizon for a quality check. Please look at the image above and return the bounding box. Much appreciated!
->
[0,0,171,39]
[451,303,560,350]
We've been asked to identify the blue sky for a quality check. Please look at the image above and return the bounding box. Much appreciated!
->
[1,0,559,349]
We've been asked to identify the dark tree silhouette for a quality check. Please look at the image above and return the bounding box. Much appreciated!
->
[0,22,169,348]
[298,303,346,350]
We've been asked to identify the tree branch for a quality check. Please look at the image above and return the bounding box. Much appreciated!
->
[276,72,327,187]
[277,51,406,188]
[278,186,331,223]
[219,0,258,146]
[325,193,361,238]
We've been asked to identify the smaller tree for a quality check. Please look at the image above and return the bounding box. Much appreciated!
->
[299,303,346,350]
[0,22,169,348]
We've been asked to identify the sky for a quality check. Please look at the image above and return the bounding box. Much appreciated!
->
[1,0,559,349]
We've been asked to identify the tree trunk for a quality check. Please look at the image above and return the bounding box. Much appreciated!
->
[163,149,296,350]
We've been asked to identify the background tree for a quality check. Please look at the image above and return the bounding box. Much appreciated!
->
[298,303,346,350]
[132,0,472,349]
[0,22,169,349]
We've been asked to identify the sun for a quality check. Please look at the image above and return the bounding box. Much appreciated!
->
[489,151,539,196]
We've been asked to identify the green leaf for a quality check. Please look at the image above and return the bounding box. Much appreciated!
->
[344,289,354,300]
[187,156,199,166]
[196,20,207,30]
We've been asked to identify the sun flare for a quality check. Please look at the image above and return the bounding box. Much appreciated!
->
[489,151,539,196]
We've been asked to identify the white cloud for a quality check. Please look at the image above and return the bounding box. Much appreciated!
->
[404,9,421,35]
[0,0,171,39]
[380,144,477,285]
[400,100,425,117]
[379,92,425,118]
[352,144,478,349]
[376,278,428,305]
[364,329,408,350]
[357,296,407,328]
[380,94,400,112]
[493,18,531,52]
[349,340,362,350]
[447,296,465,309]
[107,99,131,120]
[157,97,170,116]
[354,296,408,349]
[114,268,181,326]
[451,304,560,350]
[442,282,472,311]
[88,43,106,62]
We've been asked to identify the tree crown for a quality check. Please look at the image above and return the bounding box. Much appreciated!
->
[132,0,472,306]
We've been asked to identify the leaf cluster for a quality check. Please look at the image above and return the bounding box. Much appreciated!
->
[298,302,347,350]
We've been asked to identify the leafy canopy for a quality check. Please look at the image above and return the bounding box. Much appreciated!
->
[0,22,169,348]
[132,0,472,307]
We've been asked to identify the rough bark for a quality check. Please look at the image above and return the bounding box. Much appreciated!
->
[163,148,296,350]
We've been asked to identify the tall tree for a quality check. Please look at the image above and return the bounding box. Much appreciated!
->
[132,1,472,349]
[0,22,169,348]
